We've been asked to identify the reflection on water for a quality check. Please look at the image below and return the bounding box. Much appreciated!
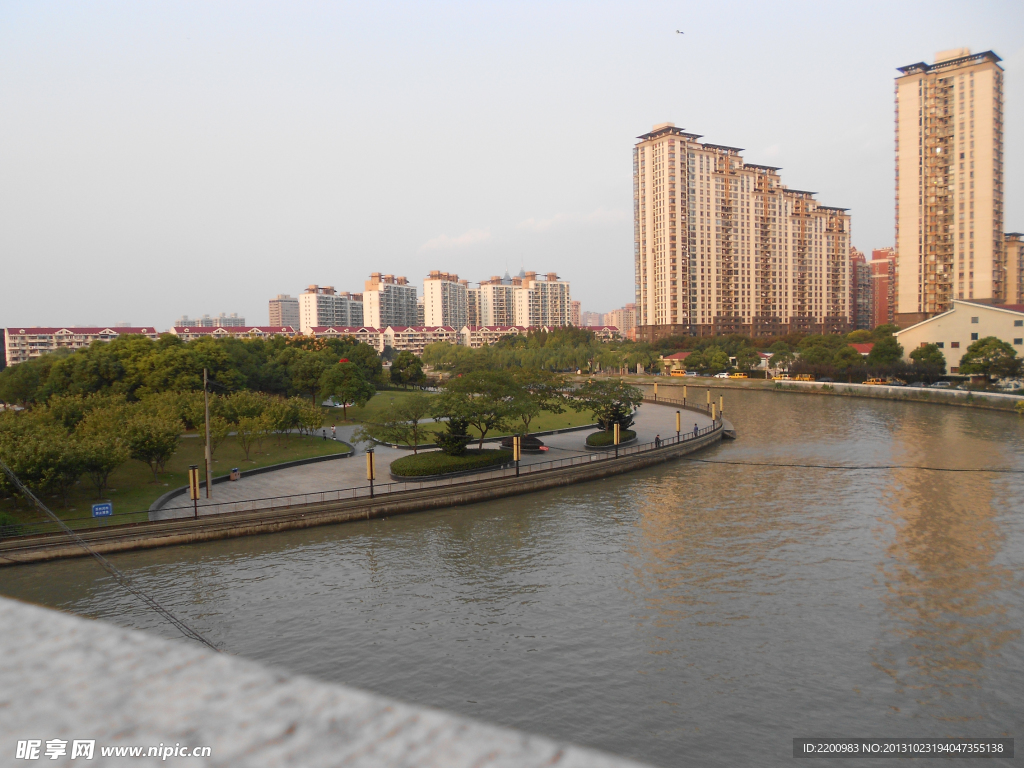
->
[0,390,1021,767]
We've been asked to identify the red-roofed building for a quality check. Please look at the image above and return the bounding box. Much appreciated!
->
[3,327,164,367]
[460,326,527,349]
[309,326,384,352]
[170,326,297,342]
[849,343,874,357]
[383,326,461,354]
[659,351,692,373]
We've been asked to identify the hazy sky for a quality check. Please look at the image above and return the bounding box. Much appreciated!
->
[2,1,1022,328]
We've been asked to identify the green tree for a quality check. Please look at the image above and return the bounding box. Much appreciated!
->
[320,362,376,420]
[832,346,866,381]
[909,343,947,375]
[293,398,324,436]
[434,372,517,449]
[957,337,1023,381]
[234,416,262,461]
[509,370,567,434]
[867,335,904,366]
[733,347,760,371]
[800,346,835,367]
[208,415,232,458]
[872,323,901,340]
[76,406,131,497]
[123,409,182,481]
[571,379,644,431]
[290,350,331,403]
[354,392,433,453]
[390,351,426,389]
[845,329,873,343]
[0,422,84,506]
[435,417,471,456]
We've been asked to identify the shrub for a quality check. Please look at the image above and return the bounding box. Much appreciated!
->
[0,512,22,539]
[585,429,637,446]
[390,449,512,477]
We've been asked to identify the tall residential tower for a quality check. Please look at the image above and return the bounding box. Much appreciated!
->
[894,49,1005,324]
[634,123,851,340]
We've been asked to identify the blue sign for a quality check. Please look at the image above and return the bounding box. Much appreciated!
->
[92,502,113,518]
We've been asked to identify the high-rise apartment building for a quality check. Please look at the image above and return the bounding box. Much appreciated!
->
[850,249,872,330]
[363,273,417,328]
[268,295,300,328]
[466,283,482,327]
[870,248,897,328]
[570,300,581,327]
[580,311,604,327]
[634,123,851,341]
[298,286,364,335]
[423,271,468,328]
[1005,233,1024,305]
[512,272,572,328]
[604,304,637,337]
[895,49,1005,325]
[479,275,516,327]
[175,313,246,328]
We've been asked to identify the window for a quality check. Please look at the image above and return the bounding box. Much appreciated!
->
[951,341,960,348]
[971,316,979,323]
[1015,320,1023,327]
[1016,339,1023,346]
[936,342,944,348]
[971,333,978,340]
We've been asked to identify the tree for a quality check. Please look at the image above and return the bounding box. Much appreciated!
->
[872,323,901,340]
[123,410,182,481]
[76,406,130,497]
[832,346,865,381]
[571,379,644,432]
[768,341,794,373]
[264,398,299,444]
[509,370,567,434]
[800,346,834,367]
[294,398,324,436]
[353,392,433,453]
[234,416,262,461]
[867,335,904,366]
[208,415,232,458]
[733,347,760,372]
[290,350,331,403]
[846,329,873,343]
[435,417,471,456]
[434,372,517,449]
[909,343,947,375]
[320,362,376,420]
[390,351,426,389]
[957,337,1023,381]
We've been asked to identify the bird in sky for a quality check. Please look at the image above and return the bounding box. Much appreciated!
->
[676,30,684,34]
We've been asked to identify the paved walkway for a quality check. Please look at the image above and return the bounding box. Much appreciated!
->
[152,403,713,521]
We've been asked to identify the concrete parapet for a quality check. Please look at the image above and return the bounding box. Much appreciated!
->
[0,596,650,767]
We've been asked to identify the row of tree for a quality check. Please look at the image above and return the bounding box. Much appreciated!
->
[0,390,329,505]
[355,373,644,457]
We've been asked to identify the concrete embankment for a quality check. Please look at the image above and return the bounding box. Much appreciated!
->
[0,426,722,566]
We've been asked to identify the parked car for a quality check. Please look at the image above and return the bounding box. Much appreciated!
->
[865,378,887,385]
[772,374,791,381]
[908,381,928,388]
[932,381,951,389]
[713,372,730,379]
[818,377,834,383]
[685,371,698,377]
[794,374,815,382]
[728,372,748,379]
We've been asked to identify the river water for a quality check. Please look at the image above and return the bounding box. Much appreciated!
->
[2,389,1022,767]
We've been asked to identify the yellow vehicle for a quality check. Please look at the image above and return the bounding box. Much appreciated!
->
[729,372,748,379]
[772,373,791,381]
[794,374,815,382]
[865,378,887,385]
[670,369,688,377]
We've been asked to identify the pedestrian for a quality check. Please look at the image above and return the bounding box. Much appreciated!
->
[693,423,699,439]
[331,425,337,440]
[322,429,327,441]
[655,434,661,448]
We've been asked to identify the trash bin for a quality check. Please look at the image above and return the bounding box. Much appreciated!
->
[230,468,240,481]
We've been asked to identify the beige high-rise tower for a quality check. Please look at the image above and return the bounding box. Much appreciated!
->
[634,123,851,340]
[894,49,1005,325]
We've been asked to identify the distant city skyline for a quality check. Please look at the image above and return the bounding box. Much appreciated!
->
[1,1,1021,329]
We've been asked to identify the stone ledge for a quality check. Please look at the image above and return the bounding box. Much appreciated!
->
[0,596,650,767]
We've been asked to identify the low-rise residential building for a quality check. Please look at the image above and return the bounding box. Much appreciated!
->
[460,326,527,349]
[383,326,461,355]
[894,300,1024,373]
[659,351,692,374]
[308,326,385,353]
[4,327,162,366]
[269,295,300,328]
[582,325,620,342]
[170,326,298,342]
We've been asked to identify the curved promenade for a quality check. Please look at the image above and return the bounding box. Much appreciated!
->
[0,402,722,565]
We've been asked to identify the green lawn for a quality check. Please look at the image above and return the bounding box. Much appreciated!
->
[1,433,352,528]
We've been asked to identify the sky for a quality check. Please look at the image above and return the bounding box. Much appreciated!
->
[1,0,1023,328]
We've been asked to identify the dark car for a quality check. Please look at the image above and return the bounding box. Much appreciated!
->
[909,381,928,388]
[818,377,834,383]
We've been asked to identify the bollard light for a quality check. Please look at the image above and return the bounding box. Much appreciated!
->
[366,448,376,498]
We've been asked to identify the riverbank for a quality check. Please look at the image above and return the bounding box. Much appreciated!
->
[0,411,723,565]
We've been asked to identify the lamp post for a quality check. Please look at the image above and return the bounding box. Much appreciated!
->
[513,434,521,477]
[366,448,376,498]
[188,465,200,519]
[613,422,620,459]
[653,382,658,402]
[719,394,724,415]
[203,368,212,498]
[683,385,687,407]
[675,410,681,442]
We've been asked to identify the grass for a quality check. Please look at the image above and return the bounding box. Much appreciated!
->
[0,433,353,527]
[390,449,513,477]
[586,429,637,447]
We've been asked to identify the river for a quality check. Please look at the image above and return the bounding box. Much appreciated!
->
[2,389,1022,767]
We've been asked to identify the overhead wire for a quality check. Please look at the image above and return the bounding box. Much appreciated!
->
[0,458,219,651]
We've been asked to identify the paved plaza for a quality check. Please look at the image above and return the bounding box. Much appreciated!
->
[151,401,714,521]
